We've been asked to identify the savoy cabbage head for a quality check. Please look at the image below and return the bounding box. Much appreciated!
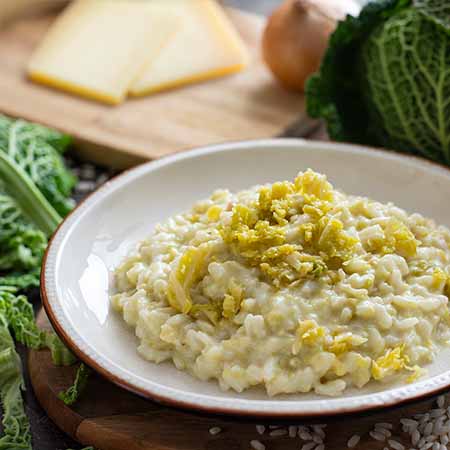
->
[306,0,450,164]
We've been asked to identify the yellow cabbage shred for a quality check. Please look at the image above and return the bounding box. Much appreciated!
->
[293,320,326,353]
[327,333,367,355]
[371,345,408,380]
[371,344,421,382]
[317,216,359,260]
[207,205,222,222]
[258,181,295,225]
[432,267,448,289]
[190,303,222,325]
[220,170,343,287]
[167,245,211,314]
[382,219,419,258]
[294,169,334,202]
[222,278,244,319]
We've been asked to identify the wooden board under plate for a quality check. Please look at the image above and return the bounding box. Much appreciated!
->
[30,309,444,450]
[0,6,307,168]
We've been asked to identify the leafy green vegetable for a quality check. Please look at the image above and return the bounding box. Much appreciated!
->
[0,313,31,450]
[58,364,91,405]
[44,333,77,367]
[0,186,47,271]
[0,285,75,361]
[306,0,450,164]
[0,151,62,236]
[0,288,44,349]
[0,269,41,292]
[0,116,72,291]
[0,115,75,216]
[0,116,78,449]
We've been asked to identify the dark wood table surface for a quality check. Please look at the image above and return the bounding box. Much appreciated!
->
[11,2,283,450]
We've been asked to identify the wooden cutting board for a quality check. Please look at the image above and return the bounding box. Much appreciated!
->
[0,6,308,169]
[29,309,444,450]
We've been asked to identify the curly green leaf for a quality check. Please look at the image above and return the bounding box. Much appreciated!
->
[58,364,91,406]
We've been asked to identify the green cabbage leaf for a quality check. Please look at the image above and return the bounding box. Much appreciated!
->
[0,116,79,448]
[306,0,450,164]
[0,312,31,450]
[0,115,76,216]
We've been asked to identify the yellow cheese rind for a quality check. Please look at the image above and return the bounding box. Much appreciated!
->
[28,0,178,104]
[129,0,249,96]
[28,72,121,105]
[129,64,246,97]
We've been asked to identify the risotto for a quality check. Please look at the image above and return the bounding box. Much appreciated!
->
[111,170,450,396]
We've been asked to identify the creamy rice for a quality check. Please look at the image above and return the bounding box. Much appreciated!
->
[111,170,450,396]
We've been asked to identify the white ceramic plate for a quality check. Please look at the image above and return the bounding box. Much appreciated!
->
[43,139,450,418]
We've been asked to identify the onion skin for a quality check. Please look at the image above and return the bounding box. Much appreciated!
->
[262,0,357,92]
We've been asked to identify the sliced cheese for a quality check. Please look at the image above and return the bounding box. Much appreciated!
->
[129,0,249,96]
[28,0,178,105]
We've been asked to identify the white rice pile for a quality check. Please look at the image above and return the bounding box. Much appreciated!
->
[207,395,450,450]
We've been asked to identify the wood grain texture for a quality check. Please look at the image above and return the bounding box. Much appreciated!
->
[30,309,446,450]
[0,6,306,168]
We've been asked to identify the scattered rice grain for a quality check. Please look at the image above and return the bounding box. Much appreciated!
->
[388,439,405,450]
[430,410,445,419]
[401,419,419,428]
[289,426,297,438]
[299,432,313,441]
[301,442,316,450]
[437,396,445,408]
[256,425,265,435]
[270,429,287,437]
[250,440,265,450]
[377,423,394,430]
[424,423,434,436]
[433,417,445,434]
[419,444,433,450]
[412,429,421,446]
[312,435,323,444]
[313,426,326,439]
[376,427,392,437]
[209,427,221,435]
[418,438,427,448]
[370,430,386,442]
[347,435,360,448]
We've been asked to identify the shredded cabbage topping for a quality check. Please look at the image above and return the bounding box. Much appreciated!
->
[220,170,357,287]
[167,245,211,314]
[371,344,422,382]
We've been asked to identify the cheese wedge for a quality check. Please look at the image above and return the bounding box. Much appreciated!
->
[129,0,249,96]
[28,0,178,105]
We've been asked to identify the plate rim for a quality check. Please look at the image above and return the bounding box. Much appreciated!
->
[42,138,450,418]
